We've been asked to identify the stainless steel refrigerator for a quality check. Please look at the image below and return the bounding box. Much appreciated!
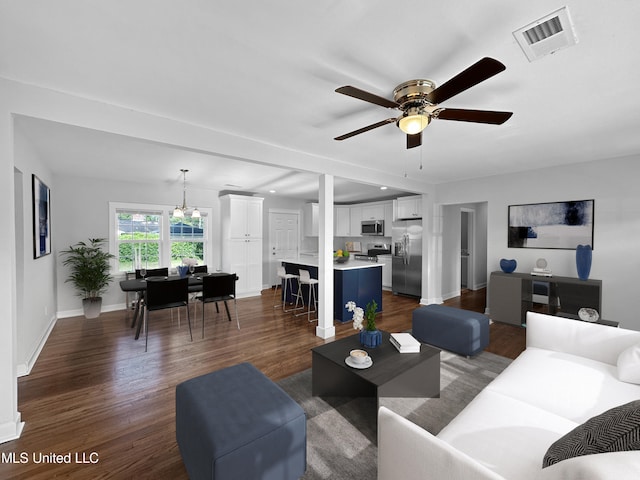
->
[392,219,423,297]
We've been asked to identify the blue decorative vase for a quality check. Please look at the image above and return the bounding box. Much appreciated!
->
[359,329,382,348]
[177,265,189,278]
[576,245,592,281]
[500,258,517,273]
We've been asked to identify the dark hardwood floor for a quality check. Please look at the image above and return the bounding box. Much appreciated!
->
[0,287,524,479]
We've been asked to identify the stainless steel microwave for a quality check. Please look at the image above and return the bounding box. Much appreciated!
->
[361,220,384,236]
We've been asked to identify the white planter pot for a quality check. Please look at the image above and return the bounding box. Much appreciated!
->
[82,297,102,319]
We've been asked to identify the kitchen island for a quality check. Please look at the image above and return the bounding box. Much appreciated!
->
[281,257,383,322]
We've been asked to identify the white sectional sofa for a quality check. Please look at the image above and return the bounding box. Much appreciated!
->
[378,312,640,480]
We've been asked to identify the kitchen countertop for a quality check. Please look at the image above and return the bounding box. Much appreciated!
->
[281,257,384,270]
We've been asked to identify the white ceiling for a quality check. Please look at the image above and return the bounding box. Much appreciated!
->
[2,1,640,202]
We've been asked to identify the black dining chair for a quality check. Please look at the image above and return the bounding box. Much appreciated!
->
[192,265,208,274]
[131,268,170,328]
[135,267,169,279]
[143,277,192,352]
[197,273,239,338]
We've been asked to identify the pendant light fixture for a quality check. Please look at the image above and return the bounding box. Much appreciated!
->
[173,169,200,218]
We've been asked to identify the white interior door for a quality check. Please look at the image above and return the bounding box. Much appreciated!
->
[268,211,300,286]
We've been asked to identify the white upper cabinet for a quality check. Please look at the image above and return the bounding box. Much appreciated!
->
[226,194,264,238]
[395,195,422,220]
[361,204,385,221]
[335,206,351,237]
[350,205,362,237]
[303,203,319,237]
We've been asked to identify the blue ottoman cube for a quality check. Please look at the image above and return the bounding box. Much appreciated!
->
[412,304,490,357]
[176,362,306,480]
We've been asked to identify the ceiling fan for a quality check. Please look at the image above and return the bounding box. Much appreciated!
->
[334,57,513,149]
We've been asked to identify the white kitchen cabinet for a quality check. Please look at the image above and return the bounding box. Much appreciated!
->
[221,194,264,297]
[226,194,264,238]
[334,206,351,236]
[228,238,263,295]
[361,204,385,221]
[349,205,362,237]
[378,254,392,289]
[303,203,319,236]
[395,195,422,220]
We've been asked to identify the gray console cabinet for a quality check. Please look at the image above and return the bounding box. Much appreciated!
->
[489,271,602,326]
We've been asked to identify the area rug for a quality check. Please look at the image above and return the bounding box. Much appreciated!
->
[277,350,512,480]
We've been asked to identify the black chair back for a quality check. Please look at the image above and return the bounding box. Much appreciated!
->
[192,265,208,274]
[135,267,169,279]
[202,273,236,301]
[146,277,189,311]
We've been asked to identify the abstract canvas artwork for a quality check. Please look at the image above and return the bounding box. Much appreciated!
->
[32,174,51,258]
[508,200,594,249]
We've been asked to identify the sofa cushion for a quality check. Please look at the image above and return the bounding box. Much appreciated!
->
[542,400,640,468]
[486,347,640,423]
[437,389,579,480]
[618,343,640,384]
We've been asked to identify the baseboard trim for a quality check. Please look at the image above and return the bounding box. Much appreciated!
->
[57,302,127,319]
[315,324,336,339]
[0,413,24,444]
[17,314,57,377]
[442,290,461,301]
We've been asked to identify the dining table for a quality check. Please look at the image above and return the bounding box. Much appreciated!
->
[119,272,236,340]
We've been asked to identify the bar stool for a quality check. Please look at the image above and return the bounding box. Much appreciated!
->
[295,269,318,322]
[273,266,300,312]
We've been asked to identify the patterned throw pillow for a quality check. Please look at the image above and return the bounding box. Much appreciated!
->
[543,400,640,468]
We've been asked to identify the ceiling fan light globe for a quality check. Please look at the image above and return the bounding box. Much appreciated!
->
[398,113,430,135]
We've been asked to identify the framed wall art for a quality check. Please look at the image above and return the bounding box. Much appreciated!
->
[508,199,594,249]
[32,174,51,258]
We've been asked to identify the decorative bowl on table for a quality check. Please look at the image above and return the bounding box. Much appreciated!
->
[335,256,349,263]
[578,307,599,322]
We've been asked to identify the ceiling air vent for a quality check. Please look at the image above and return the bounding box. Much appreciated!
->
[513,7,578,62]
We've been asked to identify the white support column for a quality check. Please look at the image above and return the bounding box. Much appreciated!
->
[424,198,444,305]
[316,174,336,339]
[0,108,23,444]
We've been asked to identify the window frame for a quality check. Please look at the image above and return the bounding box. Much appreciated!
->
[109,202,212,277]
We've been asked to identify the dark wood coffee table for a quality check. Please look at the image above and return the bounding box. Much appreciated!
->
[311,331,440,407]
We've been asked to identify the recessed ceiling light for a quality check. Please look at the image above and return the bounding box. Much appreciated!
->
[269,189,276,193]
[380,186,388,190]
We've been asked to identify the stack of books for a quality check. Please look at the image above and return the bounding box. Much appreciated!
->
[531,267,552,277]
[390,333,421,353]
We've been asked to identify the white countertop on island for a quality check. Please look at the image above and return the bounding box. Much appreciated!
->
[280,256,384,270]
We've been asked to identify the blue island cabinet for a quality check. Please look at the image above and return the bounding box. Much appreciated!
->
[334,266,382,322]
[281,261,383,323]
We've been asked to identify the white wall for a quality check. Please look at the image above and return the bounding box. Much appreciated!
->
[12,127,58,376]
[435,155,640,330]
[53,174,222,315]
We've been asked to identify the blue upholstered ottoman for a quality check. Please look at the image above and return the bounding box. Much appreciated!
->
[176,362,306,480]
[412,304,490,357]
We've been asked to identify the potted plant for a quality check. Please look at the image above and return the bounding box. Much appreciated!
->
[346,299,382,348]
[60,238,115,319]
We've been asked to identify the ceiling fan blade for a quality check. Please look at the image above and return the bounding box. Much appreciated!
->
[407,132,422,149]
[427,57,506,105]
[334,118,396,140]
[335,86,399,109]
[437,108,513,125]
